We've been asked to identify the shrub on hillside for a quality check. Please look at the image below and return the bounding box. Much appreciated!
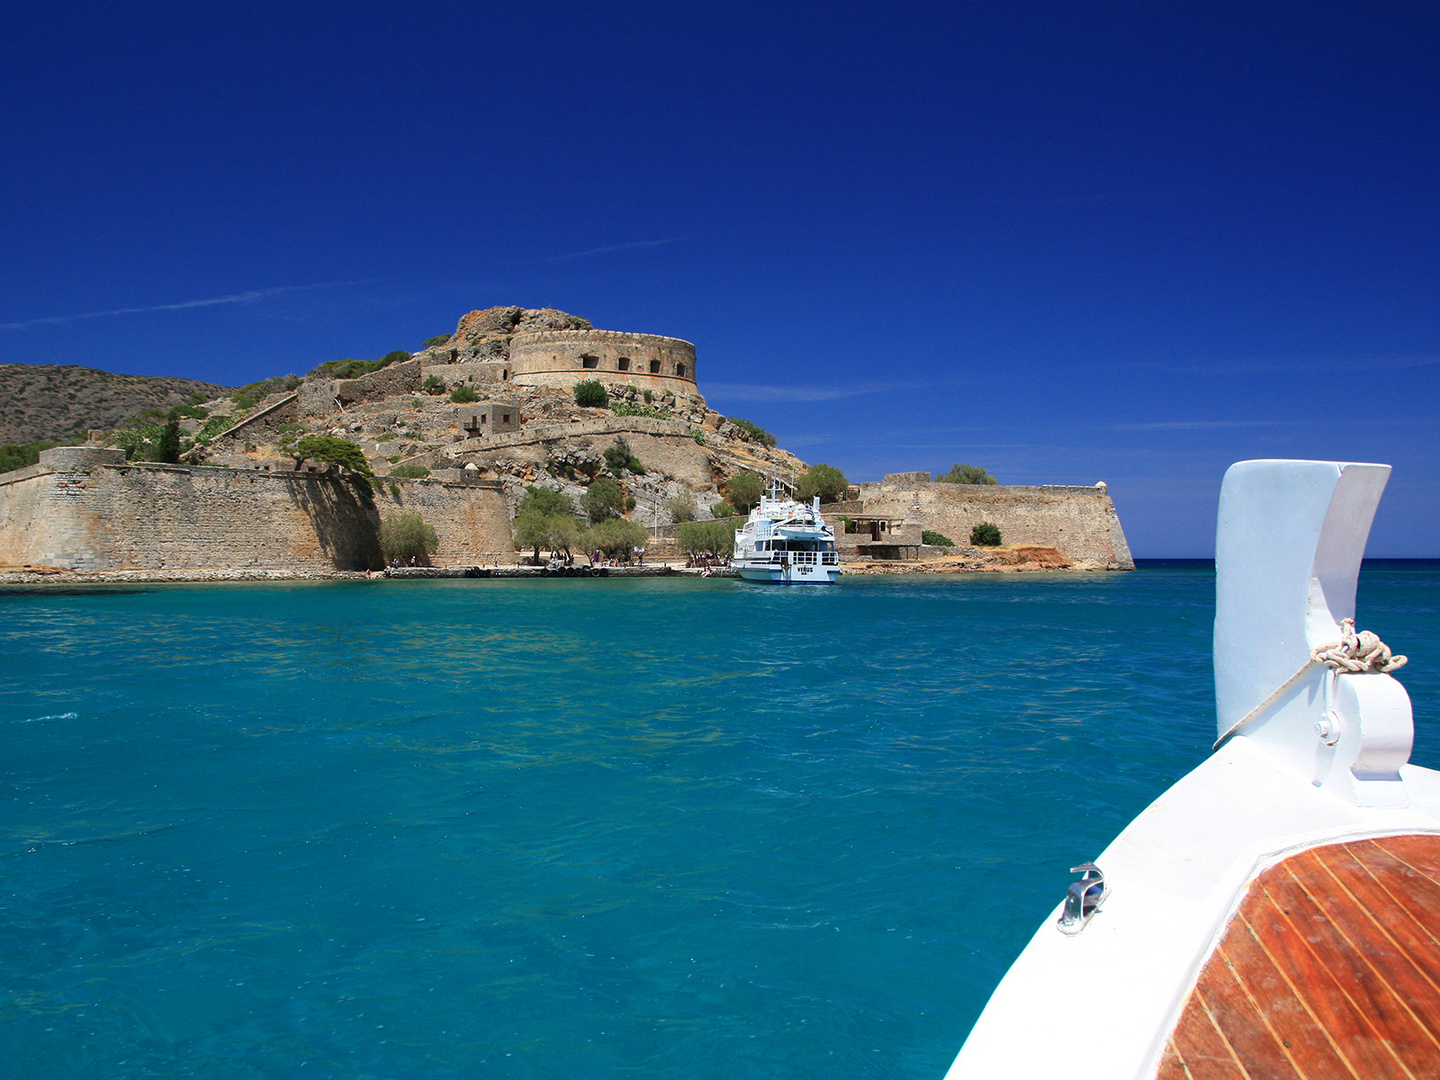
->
[610,401,672,420]
[422,335,451,348]
[970,521,1003,546]
[728,417,776,446]
[922,530,955,547]
[935,463,997,485]
[389,464,430,479]
[308,352,408,382]
[665,491,697,523]
[574,379,609,408]
[603,436,644,476]
[231,374,300,410]
[710,500,736,520]
[449,385,480,403]
[423,375,446,395]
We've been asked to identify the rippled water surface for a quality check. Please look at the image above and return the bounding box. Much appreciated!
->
[3,565,1437,1078]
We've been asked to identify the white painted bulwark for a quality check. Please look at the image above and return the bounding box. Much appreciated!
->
[944,459,1436,1079]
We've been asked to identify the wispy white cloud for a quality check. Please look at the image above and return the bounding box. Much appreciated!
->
[1111,418,1306,432]
[1123,352,1440,376]
[706,380,930,403]
[548,237,688,261]
[0,281,362,330]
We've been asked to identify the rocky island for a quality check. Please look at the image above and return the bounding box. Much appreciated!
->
[0,306,1132,580]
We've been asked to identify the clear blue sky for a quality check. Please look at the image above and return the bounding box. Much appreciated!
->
[3,2,1435,556]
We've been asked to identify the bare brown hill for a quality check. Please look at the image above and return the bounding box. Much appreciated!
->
[0,364,233,445]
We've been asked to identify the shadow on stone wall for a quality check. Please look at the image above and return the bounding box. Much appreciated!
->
[287,471,384,570]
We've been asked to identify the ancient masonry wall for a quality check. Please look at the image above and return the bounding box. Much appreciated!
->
[0,448,514,571]
[508,329,702,400]
[296,358,423,416]
[855,477,1135,568]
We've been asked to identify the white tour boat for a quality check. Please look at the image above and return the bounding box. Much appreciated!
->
[731,481,842,584]
[947,459,1437,1079]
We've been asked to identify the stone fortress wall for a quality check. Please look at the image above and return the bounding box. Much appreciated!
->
[0,447,513,572]
[848,473,1134,568]
[507,330,702,400]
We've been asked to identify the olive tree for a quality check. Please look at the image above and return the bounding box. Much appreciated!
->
[581,476,625,524]
[794,463,848,503]
[513,486,578,563]
[725,469,764,514]
[935,463,997,485]
[380,513,438,562]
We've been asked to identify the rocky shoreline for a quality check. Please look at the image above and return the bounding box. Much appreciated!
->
[0,547,1118,586]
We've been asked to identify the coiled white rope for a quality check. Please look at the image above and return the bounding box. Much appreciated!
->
[1213,619,1407,750]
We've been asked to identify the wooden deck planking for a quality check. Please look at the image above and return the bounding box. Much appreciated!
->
[1262,855,1440,1075]
[1157,835,1440,1080]
[1195,948,1305,1079]
[1168,990,1248,1079]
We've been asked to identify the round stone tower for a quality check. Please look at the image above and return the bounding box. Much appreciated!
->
[507,329,701,401]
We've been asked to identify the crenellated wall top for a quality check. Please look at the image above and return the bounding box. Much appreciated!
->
[509,328,696,352]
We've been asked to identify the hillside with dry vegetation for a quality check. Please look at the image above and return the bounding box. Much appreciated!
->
[0,364,233,445]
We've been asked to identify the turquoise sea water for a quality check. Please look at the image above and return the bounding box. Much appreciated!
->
[3,563,1438,1079]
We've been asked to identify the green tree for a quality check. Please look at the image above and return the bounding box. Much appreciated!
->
[0,440,58,473]
[710,500,736,519]
[922,530,955,547]
[583,516,649,558]
[518,485,574,518]
[935,463,997,485]
[971,521,1003,546]
[581,476,625,524]
[423,375,446,395]
[292,435,372,475]
[157,411,182,463]
[512,486,579,563]
[380,513,438,562]
[675,520,736,558]
[515,507,579,561]
[725,469,765,514]
[574,379,609,408]
[450,385,480,403]
[795,463,848,503]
